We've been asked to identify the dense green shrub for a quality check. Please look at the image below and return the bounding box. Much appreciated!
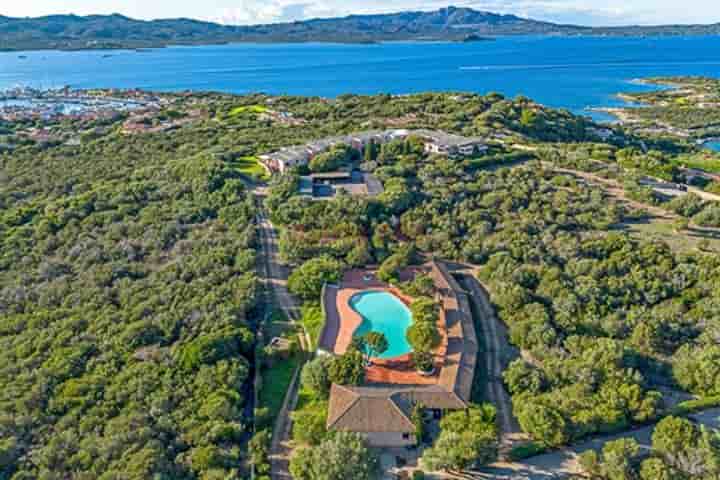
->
[288,255,343,300]
[422,405,498,471]
[290,432,378,480]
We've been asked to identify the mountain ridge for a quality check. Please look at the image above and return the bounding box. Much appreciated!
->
[1,6,719,51]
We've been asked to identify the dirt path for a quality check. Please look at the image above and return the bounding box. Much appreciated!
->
[474,408,720,479]
[459,274,523,446]
[688,186,720,203]
[548,165,678,220]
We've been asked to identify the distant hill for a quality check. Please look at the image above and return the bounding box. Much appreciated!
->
[2,7,720,51]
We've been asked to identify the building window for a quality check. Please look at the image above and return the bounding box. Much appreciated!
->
[402,433,410,440]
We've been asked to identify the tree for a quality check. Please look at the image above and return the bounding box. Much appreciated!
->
[346,240,372,267]
[600,438,641,480]
[672,345,720,397]
[409,297,440,325]
[401,273,435,297]
[309,144,355,173]
[516,402,568,447]
[377,254,405,283]
[407,322,441,355]
[421,405,498,472]
[188,445,225,473]
[520,108,537,129]
[372,222,395,257]
[578,450,601,478]
[579,439,642,480]
[411,351,434,374]
[651,416,708,476]
[348,336,366,354]
[179,327,254,371]
[503,359,546,396]
[248,430,271,476]
[289,446,316,480]
[301,356,333,399]
[362,332,389,364]
[422,432,483,472]
[288,255,343,300]
[15,86,720,480]
[328,351,365,386]
[693,205,720,228]
[291,402,329,446]
[289,432,378,480]
[639,458,678,480]
[411,402,426,443]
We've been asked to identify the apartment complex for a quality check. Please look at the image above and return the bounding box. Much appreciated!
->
[259,129,487,173]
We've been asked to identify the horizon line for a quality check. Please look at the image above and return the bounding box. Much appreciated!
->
[2,6,720,29]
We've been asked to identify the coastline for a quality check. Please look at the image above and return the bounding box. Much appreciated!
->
[589,77,689,125]
[588,107,633,123]
[2,32,719,54]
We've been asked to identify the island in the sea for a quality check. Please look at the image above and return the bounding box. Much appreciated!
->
[2,6,720,51]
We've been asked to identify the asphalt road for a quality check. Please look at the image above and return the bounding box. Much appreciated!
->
[257,210,300,323]
[460,275,522,442]
[256,208,302,480]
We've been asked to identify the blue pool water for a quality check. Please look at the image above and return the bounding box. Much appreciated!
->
[3,36,720,118]
[705,141,720,153]
[350,291,413,360]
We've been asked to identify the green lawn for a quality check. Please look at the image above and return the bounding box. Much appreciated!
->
[229,105,269,117]
[300,304,325,350]
[258,353,301,423]
[234,156,269,181]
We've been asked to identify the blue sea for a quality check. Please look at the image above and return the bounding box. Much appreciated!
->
[2,36,720,118]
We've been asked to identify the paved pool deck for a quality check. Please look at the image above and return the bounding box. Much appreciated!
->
[319,268,448,386]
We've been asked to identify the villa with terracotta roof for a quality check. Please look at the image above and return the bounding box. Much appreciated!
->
[319,260,478,448]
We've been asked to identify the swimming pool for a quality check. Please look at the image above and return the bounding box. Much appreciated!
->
[704,141,720,153]
[350,291,413,360]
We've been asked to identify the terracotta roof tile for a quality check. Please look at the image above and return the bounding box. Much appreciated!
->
[325,260,479,434]
[327,385,416,433]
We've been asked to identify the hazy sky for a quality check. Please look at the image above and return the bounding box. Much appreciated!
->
[2,0,720,26]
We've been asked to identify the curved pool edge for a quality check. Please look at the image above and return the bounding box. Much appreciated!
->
[348,290,415,361]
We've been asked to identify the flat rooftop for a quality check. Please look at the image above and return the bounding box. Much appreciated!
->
[310,171,352,180]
